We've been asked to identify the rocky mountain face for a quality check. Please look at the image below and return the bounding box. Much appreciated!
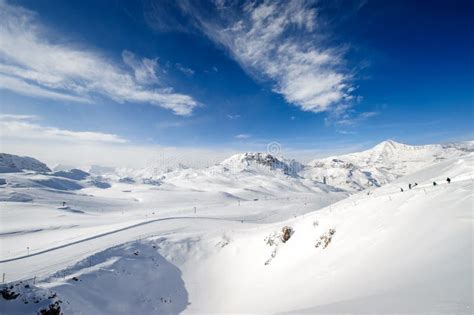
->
[219,152,303,177]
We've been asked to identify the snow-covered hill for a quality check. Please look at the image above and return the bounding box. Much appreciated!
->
[302,140,471,191]
[0,153,51,173]
[1,152,472,314]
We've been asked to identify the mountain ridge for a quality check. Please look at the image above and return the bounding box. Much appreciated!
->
[1,140,472,193]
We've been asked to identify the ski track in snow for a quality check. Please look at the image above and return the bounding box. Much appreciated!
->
[0,216,252,263]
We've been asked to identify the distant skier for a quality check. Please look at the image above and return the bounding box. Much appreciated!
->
[400,188,404,192]
[447,177,451,184]
[62,201,66,207]
[408,183,412,189]
[413,182,418,188]
[433,181,437,186]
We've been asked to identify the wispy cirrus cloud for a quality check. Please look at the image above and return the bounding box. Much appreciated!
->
[0,114,127,144]
[175,63,195,76]
[121,50,160,85]
[335,111,379,126]
[226,114,241,119]
[234,133,251,139]
[0,1,198,115]
[173,0,354,113]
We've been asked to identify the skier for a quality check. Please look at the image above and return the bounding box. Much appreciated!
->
[400,188,404,192]
[447,177,451,184]
[433,181,437,186]
[413,182,418,188]
[408,183,412,189]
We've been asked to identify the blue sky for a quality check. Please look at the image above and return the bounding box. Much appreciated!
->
[1,0,473,166]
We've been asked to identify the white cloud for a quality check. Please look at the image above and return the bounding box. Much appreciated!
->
[0,114,373,169]
[0,114,38,120]
[337,130,357,135]
[179,0,353,113]
[0,1,198,115]
[336,111,379,126]
[0,73,90,103]
[0,114,127,144]
[122,50,159,84]
[234,134,251,139]
[0,114,237,169]
[175,63,195,76]
[0,113,242,169]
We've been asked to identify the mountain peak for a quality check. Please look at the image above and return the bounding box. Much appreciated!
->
[222,152,282,168]
[220,152,301,177]
[373,139,406,150]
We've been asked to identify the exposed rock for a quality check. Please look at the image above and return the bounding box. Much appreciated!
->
[281,226,293,243]
[1,286,20,300]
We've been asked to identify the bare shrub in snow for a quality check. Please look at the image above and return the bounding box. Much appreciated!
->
[264,232,280,265]
[263,226,294,265]
[315,228,336,249]
[264,232,279,246]
[264,247,278,266]
[216,237,230,248]
[38,301,61,315]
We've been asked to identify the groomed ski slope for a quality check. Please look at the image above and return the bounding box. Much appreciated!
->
[1,155,473,314]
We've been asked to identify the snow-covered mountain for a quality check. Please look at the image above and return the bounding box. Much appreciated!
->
[301,140,471,191]
[153,152,339,201]
[2,152,472,314]
[219,152,303,177]
[74,141,471,194]
[0,153,51,173]
[1,143,472,314]
[1,140,471,194]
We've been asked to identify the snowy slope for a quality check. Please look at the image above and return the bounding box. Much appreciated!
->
[0,153,51,173]
[1,153,472,314]
[302,140,471,191]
